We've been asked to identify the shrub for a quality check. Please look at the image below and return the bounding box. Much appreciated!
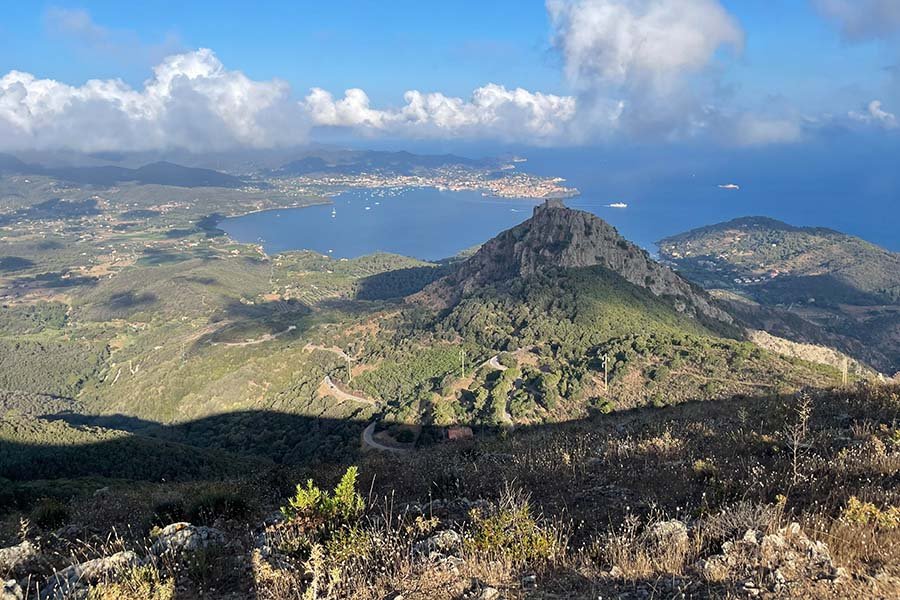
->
[87,565,174,600]
[30,497,69,530]
[842,496,900,529]
[281,466,365,523]
[187,491,250,525]
[150,499,186,527]
[465,487,560,565]
[396,430,416,444]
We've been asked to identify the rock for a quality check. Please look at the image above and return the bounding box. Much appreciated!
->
[0,541,41,576]
[478,587,499,600]
[1,580,23,600]
[461,580,501,600]
[521,573,537,589]
[694,522,844,593]
[150,522,225,557]
[413,530,461,557]
[417,200,733,326]
[650,519,689,549]
[40,551,139,600]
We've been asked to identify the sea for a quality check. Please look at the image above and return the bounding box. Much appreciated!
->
[221,138,900,260]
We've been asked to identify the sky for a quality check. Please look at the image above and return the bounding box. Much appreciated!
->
[0,1,899,152]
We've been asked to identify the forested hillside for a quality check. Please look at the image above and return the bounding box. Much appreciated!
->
[660,217,900,374]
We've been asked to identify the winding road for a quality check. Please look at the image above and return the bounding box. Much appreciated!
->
[485,355,507,371]
[322,376,376,406]
[362,422,409,453]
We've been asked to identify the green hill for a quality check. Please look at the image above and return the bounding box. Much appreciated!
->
[659,217,900,374]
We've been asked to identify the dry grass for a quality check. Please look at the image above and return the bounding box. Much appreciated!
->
[6,384,900,599]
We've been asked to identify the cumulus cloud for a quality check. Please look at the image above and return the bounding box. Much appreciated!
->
[305,85,577,141]
[545,0,750,142]
[546,0,744,88]
[0,48,578,151]
[0,49,309,152]
[813,0,900,41]
[849,100,899,129]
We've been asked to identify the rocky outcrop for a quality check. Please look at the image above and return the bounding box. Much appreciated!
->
[40,551,139,600]
[413,530,462,558]
[696,522,845,596]
[1,580,23,600]
[419,199,733,326]
[0,541,41,577]
[150,522,225,557]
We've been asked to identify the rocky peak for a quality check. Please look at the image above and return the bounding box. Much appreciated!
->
[420,199,733,325]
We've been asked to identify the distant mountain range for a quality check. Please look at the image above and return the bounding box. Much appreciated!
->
[659,216,900,374]
[0,148,509,185]
[274,149,496,176]
[0,153,246,188]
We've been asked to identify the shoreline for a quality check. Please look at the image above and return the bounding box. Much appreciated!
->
[216,184,581,226]
[215,186,566,261]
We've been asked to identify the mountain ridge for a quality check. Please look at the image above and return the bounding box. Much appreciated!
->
[419,199,735,328]
[659,215,900,374]
[0,153,246,188]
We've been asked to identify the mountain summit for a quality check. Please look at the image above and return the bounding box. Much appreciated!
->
[420,199,733,326]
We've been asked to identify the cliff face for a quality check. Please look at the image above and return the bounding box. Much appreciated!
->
[420,199,734,326]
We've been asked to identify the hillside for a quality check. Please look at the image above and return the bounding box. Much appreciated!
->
[659,217,900,374]
[346,201,841,427]
[275,149,492,176]
[0,197,889,599]
[0,153,246,188]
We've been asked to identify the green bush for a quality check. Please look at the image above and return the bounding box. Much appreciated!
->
[88,565,174,600]
[30,497,70,530]
[187,491,250,525]
[465,489,559,565]
[281,466,365,522]
[396,430,416,444]
[151,499,187,526]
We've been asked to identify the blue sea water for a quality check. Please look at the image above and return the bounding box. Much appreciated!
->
[221,187,542,261]
[221,138,899,260]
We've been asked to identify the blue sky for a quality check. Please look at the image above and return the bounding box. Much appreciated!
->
[3,1,562,99]
[0,1,889,101]
[0,1,898,151]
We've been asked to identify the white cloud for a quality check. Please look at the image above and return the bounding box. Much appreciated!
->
[545,0,750,142]
[0,49,309,152]
[813,0,900,41]
[849,100,899,129]
[731,114,805,146]
[546,0,744,88]
[305,84,577,142]
[0,42,577,151]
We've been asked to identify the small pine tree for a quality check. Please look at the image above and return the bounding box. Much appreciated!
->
[330,466,365,520]
[281,466,365,522]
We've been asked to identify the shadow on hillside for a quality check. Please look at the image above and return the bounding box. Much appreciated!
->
[4,270,100,291]
[354,265,448,300]
[0,256,35,273]
[756,273,890,306]
[2,389,784,492]
[2,410,372,486]
[193,299,313,346]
